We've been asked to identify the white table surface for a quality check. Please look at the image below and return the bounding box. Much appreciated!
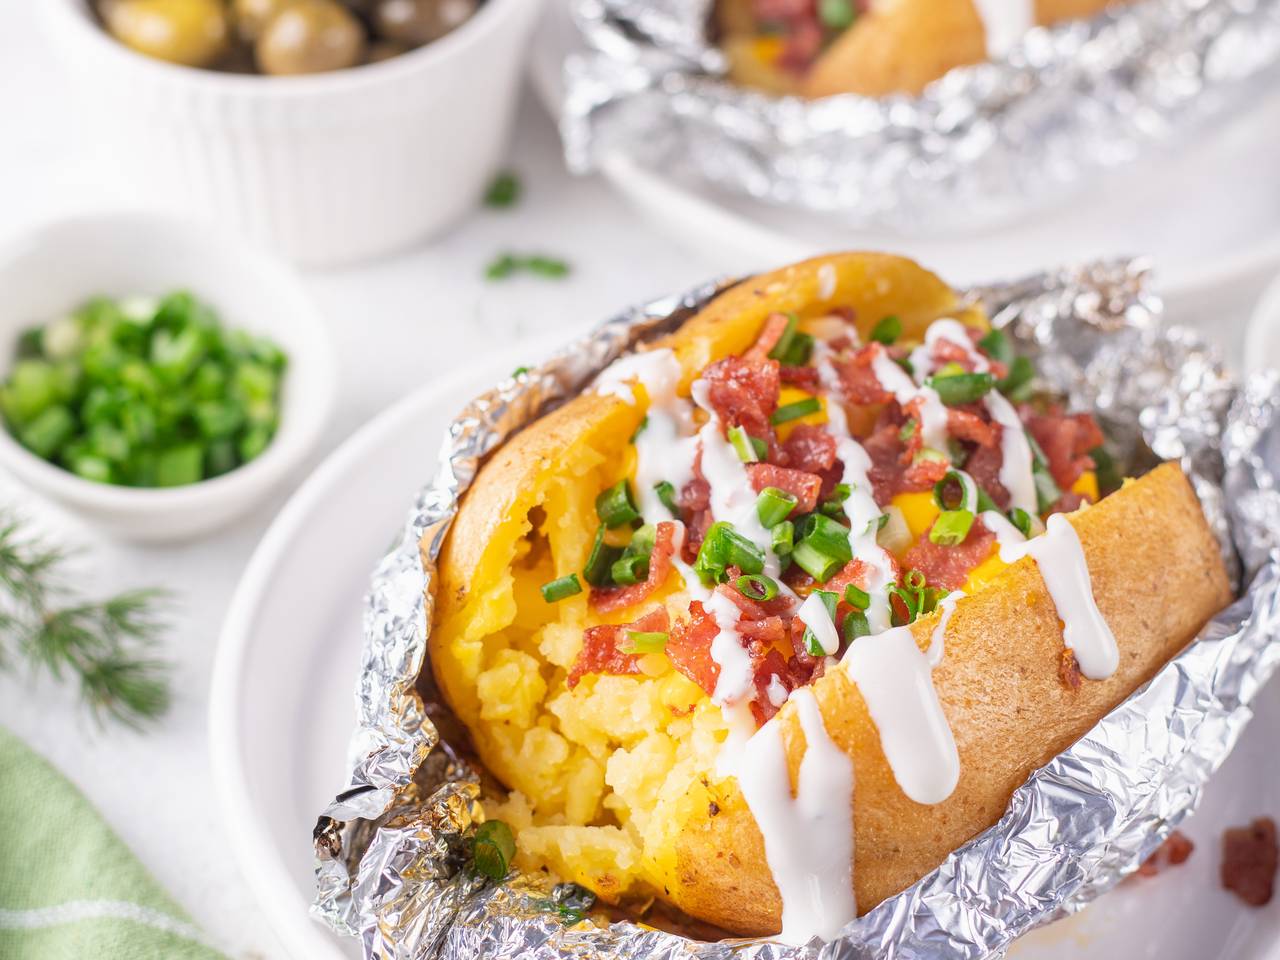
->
[0,3,1269,959]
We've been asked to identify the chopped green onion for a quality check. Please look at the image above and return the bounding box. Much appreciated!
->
[905,569,926,591]
[998,355,1035,401]
[621,631,669,654]
[977,328,1013,365]
[888,584,919,626]
[1009,507,1034,538]
[771,396,822,425]
[610,554,650,585]
[1090,444,1121,495]
[870,315,901,345]
[792,541,843,582]
[540,574,582,603]
[484,170,521,208]
[771,520,795,557]
[583,524,622,587]
[767,314,800,362]
[803,590,840,656]
[819,483,852,518]
[930,509,975,546]
[654,480,680,518]
[926,371,995,406]
[694,522,765,584]
[767,314,814,366]
[921,586,949,615]
[629,524,656,555]
[512,365,530,377]
[933,470,979,513]
[843,583,870,609]
[473,820,516,880]
[935,361,967,378]
[756,486,798,528]
[485,253,571,281]
[595,480,640,528]
[728,425,760,463]
[842,610,870,644]
[736,573,778,602]
[913,446,949,466]
[899,419,918,443]
[818,0,857,29]
[797,513,854,560]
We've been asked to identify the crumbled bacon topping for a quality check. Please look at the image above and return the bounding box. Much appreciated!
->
[902,519,997,591]
[591,522,678,613]
[1222,817,1278,907]
[1024,405,1104,492]
[744,312,792,362]
[746,463,823,514]
[782,423,838,474]
[567,608,670,689]
[701,355,782,458]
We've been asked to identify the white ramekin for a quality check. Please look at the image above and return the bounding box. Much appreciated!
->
[0,212,336,542]
[38,0,544,267]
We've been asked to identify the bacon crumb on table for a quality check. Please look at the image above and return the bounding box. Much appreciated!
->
[1221,817,1278,906]
[1136,830,1194,877]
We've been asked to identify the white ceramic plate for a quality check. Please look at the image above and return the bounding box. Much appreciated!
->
[529,1,1280,301]
[210,351,1280,960]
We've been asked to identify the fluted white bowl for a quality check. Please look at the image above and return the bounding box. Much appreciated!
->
[39,0,543,267]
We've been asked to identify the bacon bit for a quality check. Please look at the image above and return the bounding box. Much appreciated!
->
[930,335,1009,381]
[1136,831,1194,877]
[1024,407,1104,491]
[1058,649,1082,690]
[720,574,795,619]
[567,608,670,689]
[1049,491,1089,515]
[1222,817,1278,907]
[745,312,792,362]
[746,463,822,514]
[863,418,907,503]
[666,600,720,696]
[835,345,894,406]
[780,365,821,389]
[680,455,711,561]
[903,519,997,590]
[900,456,950,492]
[591,522,678,613]
[964,444,1010,509]
[782,423,838,473]
[750,648,794,725]
[947,407,997,448]
[701,355,782,456]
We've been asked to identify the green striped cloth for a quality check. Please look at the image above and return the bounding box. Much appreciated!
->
[0,727,225,959]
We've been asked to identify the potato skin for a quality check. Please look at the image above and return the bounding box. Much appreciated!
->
[659,462,1231,935]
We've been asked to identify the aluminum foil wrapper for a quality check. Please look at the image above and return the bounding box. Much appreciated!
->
[560,0,1280,230]
[313,258,1280,959]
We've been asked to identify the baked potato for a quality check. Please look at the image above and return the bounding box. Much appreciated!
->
[717,0,1137,98]
[428,253,1230,941]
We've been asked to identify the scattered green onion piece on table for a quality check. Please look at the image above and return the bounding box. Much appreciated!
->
[473,820,517,880]
[595,480,640,528]
[484,171,521,208]
[728,425,759,462]
[926,371,995,406]
[654,480,680,518]
[870,315,901,345]
[484,253,571,281]
[930,509,975,546]
[771,396,822,425]
[736,573,778,602]
[756,486,798,528]
[540,575,582,603]
[843,583,870,609]
[621,631,669,655]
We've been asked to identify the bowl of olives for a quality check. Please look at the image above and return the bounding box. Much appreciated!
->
[39,0,544,265]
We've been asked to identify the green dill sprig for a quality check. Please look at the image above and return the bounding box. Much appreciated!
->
[0,514,171,728]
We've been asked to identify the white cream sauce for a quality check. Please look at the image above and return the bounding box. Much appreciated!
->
[907,318,991,378]
[707,589,754,705]
[970,0,1035,58]
[983,389,1038,516]
[733,689,856,945]
[926,589,965,668]
[870,347,950,451]
[797,591,840,656]
[842,626,961,805]
[998,512,1119,680]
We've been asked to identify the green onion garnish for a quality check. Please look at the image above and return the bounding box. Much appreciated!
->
[512,365,530,377]
[820,482,852,518]
[926,371,995,406]
[1009,507,1034,538]
[767,314,814,366]
[596,480,640,528]
[756,486,798,528]
[736,573,778,602]
[843,583,870,609]
[870,315,901,345]
[771,520,795,557]
[998,355,1035,401]
[473,820,516,880]
[540,574,582,603]
[842,610,870,644]
[654,480,680,518]
[1090,444,1121,495]
[888,584,919,626]
[929,509,975,546]
[933,469,978,513]
[583,524,621,587]
[484,171,521,208]
[694,522,765,584]
[621,630,669,654]
[977,328,1013,365]
[921,586,949,615]
[905,569,926,591]
[728,425,760,463]
[791,513,853,582]
[610,553,650,586]
[792,541,843,582]
[803,590,840,656]
[771,396,822,425]
[485,253,571,281]
[767,314,800,362]
[899,419,918,443]
[818,0,857,29]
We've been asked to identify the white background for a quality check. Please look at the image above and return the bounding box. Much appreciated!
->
[0,2,1274,958]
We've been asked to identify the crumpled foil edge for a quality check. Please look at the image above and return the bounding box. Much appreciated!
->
[312,257,1280,960]
[560,0,1280,231]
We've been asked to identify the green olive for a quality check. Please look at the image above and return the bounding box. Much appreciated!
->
[255,0,367,75]
[372,0,476,47]
[104,0,231,68]
[231,0,290,42]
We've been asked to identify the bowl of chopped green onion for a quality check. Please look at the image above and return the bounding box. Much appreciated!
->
[0,213,336,541]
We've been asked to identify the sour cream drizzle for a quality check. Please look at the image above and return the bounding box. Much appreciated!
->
[707,589,753,704]
[971,0,1035,58]
[870,347,950,451]
[998,512,1119,679]
[984,389,1038,516]
[732,688,856,945]
[796,592,840,656]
